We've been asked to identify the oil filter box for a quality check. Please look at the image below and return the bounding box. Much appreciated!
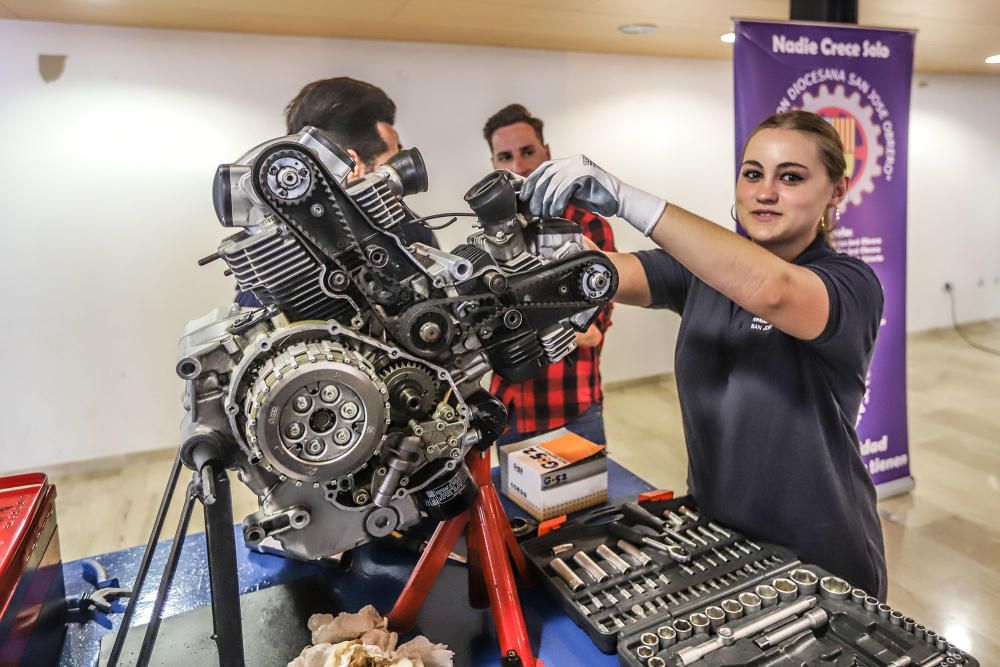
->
[499,429,607,520]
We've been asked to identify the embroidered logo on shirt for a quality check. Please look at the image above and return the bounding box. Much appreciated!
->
[750,316,773,332]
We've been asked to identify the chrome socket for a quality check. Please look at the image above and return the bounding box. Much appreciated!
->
[673,618,693,641]
[657,624,677,647]
[573,551,609,583]
[738,591,762,614]
[863,596,880,613]
[721,598,745,621]
[636,645,655,661]
[705,605,726,629]
[877,603,892,620]
[937,636,948,650]
[925,629,939,645]
[640,632,659,648]
[890,609,904,626]
[914,624,926,640]
[819,576,851,601]
[690,613,711,635]
[789,568,819,595]
[597,543,633,574]
[549,557,585,592]
[755,584,779,608]
[648,658,666,667]
[772,577,799,603]
[850,588,867,605]
[902,617,915,632]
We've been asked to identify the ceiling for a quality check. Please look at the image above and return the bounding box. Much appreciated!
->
[1,0,998,75]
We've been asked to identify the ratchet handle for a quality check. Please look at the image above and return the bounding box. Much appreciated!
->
[608,522,646,544]
[621,502,665,530]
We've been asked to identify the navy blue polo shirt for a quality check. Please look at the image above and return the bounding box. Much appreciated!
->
[635,235,887,597]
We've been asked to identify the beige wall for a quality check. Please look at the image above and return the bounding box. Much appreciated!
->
[1,19,997,471]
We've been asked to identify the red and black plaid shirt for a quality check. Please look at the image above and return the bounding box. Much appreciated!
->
[490,204,616,433]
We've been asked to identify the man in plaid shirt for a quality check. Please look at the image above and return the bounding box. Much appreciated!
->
[483,104,616,445]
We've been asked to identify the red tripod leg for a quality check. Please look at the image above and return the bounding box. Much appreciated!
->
[466,505,490,609]
[465,450,542,667]
[474,484,543,667]
[387,512,468,633]
[482,486,534,584]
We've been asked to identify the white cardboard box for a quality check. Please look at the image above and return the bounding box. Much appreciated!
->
[499,428,608,520]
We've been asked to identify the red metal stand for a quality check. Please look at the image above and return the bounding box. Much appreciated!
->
[388,449,543,667]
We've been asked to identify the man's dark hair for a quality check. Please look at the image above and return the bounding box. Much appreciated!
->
[284,77,396,170]
[483,104,545,151]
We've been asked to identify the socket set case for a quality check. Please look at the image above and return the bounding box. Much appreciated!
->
[520,494,978,666]
[520,494,798,654]
[617,562,979,667]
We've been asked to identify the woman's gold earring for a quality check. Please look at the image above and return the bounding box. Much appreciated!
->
[834,206,841,224]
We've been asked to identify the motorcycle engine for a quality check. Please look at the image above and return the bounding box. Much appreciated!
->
[176,126,617,559]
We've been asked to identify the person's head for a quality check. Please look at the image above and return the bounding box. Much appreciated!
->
[735,110,849,254]
[284,77,401,178]
[483,104,551,177]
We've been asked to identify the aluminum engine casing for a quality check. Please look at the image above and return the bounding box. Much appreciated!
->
[176,127,617,560]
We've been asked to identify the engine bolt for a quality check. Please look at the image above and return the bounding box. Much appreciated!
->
[333,428,351,445]
[294,395,312,413]
[419,321,442,343]
[310,203,325,217]
[305,439,324,456]
[320,385,340,403]
[285,423,304,439]
[340,401,359,419]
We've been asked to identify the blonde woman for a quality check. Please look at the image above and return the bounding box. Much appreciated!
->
[523,110,886,598]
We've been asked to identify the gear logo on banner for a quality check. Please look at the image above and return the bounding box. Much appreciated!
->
[799,84,884,208]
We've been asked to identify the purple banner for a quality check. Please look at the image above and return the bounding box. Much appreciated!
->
[734,20,915,494]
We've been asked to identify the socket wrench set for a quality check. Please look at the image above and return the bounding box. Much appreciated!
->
[616,563,979,666]
[520,495,798,653]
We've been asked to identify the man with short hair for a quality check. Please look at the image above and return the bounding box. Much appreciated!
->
[238,77,437,307]
[483,104,616,445]
[283,77,437,246]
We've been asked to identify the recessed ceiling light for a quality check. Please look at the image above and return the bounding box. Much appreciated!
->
[986,54,1000,64]
[618,23,658,36]
[720,32,736,44]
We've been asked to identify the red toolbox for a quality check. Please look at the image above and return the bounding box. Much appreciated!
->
[0,473,65,666]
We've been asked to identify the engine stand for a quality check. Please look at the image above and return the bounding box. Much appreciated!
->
[388,448,543,667]
[105,438,245,667]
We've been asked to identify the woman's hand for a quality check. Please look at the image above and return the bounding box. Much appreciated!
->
[521,155,667,237]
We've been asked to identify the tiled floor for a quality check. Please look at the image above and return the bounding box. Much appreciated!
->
[51,321,1000,663]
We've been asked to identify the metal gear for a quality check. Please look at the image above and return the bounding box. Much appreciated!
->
[259,149,316,206]
[799,84,884,208]
[380,360,440,423]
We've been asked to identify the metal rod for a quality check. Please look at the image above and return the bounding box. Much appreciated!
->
[135,483,198,666]
[106,451,184,667]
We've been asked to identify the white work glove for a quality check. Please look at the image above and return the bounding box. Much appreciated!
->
[520,154,668,236]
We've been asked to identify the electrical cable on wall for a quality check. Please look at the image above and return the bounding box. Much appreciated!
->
[944,284,1000,356]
